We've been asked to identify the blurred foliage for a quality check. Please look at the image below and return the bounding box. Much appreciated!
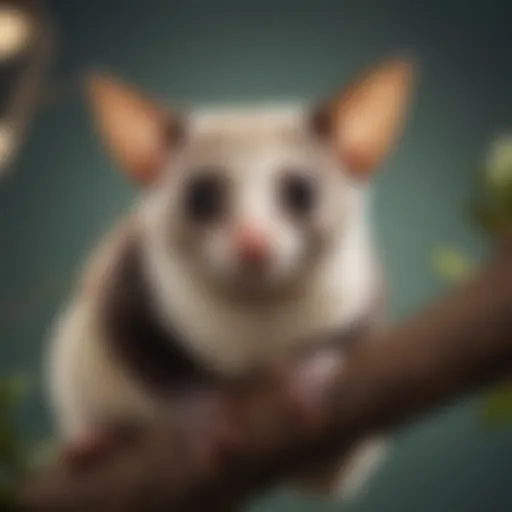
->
[432,248,475,282]
[470,135,512,238]
[0,374,31,511]
[481,383,512,427]
[433,135,512,429]
[0,373,57,510]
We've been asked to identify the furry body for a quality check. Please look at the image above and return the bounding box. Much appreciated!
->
[48,199,386,499]
[47,58,414,500]
[48,110,382,428]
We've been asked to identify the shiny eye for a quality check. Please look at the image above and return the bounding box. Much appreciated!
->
[280,172,316,216]
[183,172,226,222]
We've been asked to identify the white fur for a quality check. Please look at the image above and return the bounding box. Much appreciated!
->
[47,298,159,440]
[139,106,380,373]
[47,105,385,498]
[140,186,378,374]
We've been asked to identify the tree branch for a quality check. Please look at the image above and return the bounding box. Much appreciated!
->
[18,251,512,511]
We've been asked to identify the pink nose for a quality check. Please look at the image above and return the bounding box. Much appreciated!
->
[232,226,270,264]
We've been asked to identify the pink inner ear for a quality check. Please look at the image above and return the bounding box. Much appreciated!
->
[327,59,415,179]
[87,73,173,186]
[339,144,376,179]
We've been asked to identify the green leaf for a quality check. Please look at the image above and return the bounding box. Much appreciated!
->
[481,382,512,428]
[471,192,512,232]
[28,438,59,470]
[468,135,512,237]
[0,374,31,409]
[0,374,32,481]
[0,485,19,512]
[484,135,512,189]
[432,248,475,282]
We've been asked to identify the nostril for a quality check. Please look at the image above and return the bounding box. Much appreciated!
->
[240,244,267,264]
[232,227,270,265]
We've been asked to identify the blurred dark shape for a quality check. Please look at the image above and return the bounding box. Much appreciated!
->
[0,0,53,174]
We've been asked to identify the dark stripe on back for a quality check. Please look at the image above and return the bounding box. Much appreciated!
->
[99,232,216,396]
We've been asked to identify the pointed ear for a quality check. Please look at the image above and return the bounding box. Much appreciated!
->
[86,73,179,185]
[311,58,416,179]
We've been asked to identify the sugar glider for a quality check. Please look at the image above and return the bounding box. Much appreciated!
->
[46,58,415,500]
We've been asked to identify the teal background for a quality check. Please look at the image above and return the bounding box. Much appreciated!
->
[0,0,511,510]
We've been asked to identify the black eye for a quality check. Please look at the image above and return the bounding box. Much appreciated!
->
[280,172,316,216]
[184,172,226,222]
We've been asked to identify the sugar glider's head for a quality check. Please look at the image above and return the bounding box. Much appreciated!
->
[87,59,415,301]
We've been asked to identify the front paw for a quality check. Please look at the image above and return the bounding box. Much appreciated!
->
[59,426,135,470]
